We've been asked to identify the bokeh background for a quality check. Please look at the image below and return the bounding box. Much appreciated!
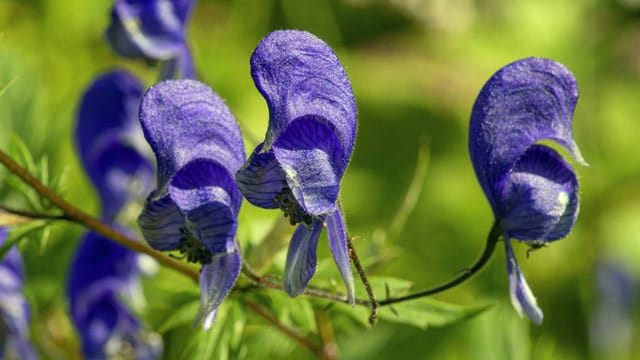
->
[1,0,639,359]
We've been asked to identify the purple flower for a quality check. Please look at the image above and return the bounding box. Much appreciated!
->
[137,79,245,329]
[106,0,196,79]
[69,70,161,358]
[235,30,356,303]
[76,70,154,220]
[590,261,637,356]
[0,229,37,360]
[469,58,586,323]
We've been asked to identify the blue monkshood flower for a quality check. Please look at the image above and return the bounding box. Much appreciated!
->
[76,70,154,220]
[106,0,196,79]
[69,70,161,358]
[68,232,162,360]
[137,79,245,329]
[0,228,37,360]
[235,30,356,303]
[469,57,587,324]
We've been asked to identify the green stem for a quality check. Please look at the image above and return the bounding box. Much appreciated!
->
[0,149,200,281]
[378,220,501,307]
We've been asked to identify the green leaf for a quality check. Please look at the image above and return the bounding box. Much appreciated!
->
[334,276,492,329]
[0,221,50,261]
[151,290,200,332]
[377,297,492,329]
[158,299,200,333]
[0,76,17,97]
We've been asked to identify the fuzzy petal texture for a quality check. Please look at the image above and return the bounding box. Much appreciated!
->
[139,79,245,191]
[469,57,585,214]
[325,209,355,304]
[250,30,356,153]
[0,229,37,360]
[284,219,324,298]
[499,145,579,242]
[504,239,543,324]
[197,250,242,330]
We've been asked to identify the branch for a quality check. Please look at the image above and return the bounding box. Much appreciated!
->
[0,149,199,281]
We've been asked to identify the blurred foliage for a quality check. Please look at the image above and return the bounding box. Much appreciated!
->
[2,0,640,359]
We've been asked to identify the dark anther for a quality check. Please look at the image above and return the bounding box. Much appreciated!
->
[526,241,548,258]
[177,227,213,264]
[274,184,314,226]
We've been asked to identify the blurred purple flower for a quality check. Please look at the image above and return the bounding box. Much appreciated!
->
[590,261,637,357]
[0,229,37,360]
[236,30,356,303]
[137,79,245,329]
[106,0,196,79]
[69,70,161,358]
[469,57,586,323]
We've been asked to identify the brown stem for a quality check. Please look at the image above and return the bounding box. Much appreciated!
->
[347,236,379,325]
[0,149,199,281]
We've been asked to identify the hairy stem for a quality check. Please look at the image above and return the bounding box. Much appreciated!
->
[347,236,379,325]
[378,220,501,306]
[0,149,199,281]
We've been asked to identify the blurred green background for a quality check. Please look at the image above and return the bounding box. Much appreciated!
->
[1,0,640,359]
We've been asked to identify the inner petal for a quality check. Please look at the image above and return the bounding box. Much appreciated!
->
[272,116,344,216]
[499,144,578,242]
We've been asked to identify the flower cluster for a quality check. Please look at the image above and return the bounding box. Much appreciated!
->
[65,0,198,357]
[68,70,161,359]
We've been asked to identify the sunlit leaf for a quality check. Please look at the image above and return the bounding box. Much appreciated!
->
[0,76,17,97]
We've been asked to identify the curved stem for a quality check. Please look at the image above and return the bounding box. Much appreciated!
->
[378,220,501,307]
[0,149,199,281]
